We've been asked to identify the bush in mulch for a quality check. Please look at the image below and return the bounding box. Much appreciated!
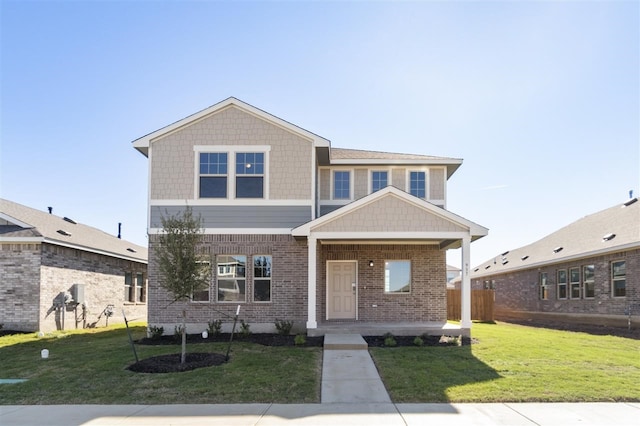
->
[127,352,227,373]
[364,334,465,347]
[136,333,324,347]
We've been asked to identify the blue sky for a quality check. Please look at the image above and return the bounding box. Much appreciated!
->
[1,1,638,267]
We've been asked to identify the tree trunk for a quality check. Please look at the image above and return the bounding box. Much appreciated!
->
[181,309,187,364]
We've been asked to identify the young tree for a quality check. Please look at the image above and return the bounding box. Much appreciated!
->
[155,207,211,364]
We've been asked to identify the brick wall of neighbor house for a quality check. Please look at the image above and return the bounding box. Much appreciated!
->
[39,244,147,332]
[0,243,42,331]
[319,244,447,322]
[147,234,308,333]
[150,106,312,201]
[472,248,640,325]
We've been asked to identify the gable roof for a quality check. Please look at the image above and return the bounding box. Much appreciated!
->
[292,186,487,245]
[471,198,640,278]
[330,148,463,178]
[0,199,147,263]
[132,97,331,157]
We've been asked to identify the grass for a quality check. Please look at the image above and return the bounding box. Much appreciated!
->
[370,321,640,403]
[2,321,639,404]
[0,323,321,404]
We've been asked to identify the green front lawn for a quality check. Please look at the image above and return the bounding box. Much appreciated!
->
[0,323,321,404]
[370,321,640,402]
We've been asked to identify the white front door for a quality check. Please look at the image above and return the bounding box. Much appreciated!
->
[327,261,357,320]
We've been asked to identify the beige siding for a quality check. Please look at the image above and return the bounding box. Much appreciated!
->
[392,168,406,190]
[313,194,466,233]
[150,106,312,200]
[320,169,330,200]
[354,169,368,200]
[429,168,446,200]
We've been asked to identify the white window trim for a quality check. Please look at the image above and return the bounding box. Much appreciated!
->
[583,265,595,299]
[611,260,626,298]
[194,145,271,200]
[369,168,391,193]
[406,169,429,200]
[252,254,272,303]
[191,260,211,303]
[557,269,568,300]
[216,254,247,303]
[384,259,412,295]
[330,168,354,201]
[569,267,581,299]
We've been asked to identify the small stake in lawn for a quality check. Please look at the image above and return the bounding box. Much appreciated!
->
[225,305,240,361]
[123,310,139,363]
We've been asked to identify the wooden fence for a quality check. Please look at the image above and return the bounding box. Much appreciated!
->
[447,289,495,321]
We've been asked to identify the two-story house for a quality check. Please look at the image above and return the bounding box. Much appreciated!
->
[133,97,487,337]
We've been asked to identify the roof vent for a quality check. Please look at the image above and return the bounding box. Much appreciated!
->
[57,230,72,237]
[502,260,509,265]
[473,268,479,272]
[521,255,529,261]
[501,251,510,256]
[63,217,77,224]
[602,233,616,242]
[485,265,491,270]
[553,247,563,253]
[623,198,637,207]
[126,248,137,253]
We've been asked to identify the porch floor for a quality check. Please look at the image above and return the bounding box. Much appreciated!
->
[308,321,465,337]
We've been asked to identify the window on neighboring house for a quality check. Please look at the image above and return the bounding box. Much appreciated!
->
[583,265,595,298]
[333,171,350,199]
[124,272,134,302]
[199,153,228,198]
[539,272,548,300]
[570,267,581,299]
[557,270,567,299]
[135,272,146,303]
[217,255,246,302]
[371,171,388,192]
[409,171,426,198]
[253,255,272,302]
[191,260,211,302]
[385,260,411,293]
[612,260,626,297]
[236,153,264,198]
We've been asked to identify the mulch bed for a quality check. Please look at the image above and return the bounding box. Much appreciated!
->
[135,333,324,347]
[127,352,228,373]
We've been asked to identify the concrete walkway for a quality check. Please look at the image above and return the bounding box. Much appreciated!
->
[2,403,640,425]
[321,334,390,403]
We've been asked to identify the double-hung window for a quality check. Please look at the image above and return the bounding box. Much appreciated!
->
[371,171,388,192]
[557,270,567,299]
[217,255,246,302]
[135,272,146,303]
[191,260,211,302]
[409,171,426,198]
[539,272,548,300]
[253,255,272,302]
[612,261,626,297]
[583,265,595,298]
[199,153,228,198]
[236,153,264,198]
[333,171,350,199]
[124,272,133,302]
[570,267,581,299]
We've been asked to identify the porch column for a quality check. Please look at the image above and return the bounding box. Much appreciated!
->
[461,235,472,330]
[306,236,317,329]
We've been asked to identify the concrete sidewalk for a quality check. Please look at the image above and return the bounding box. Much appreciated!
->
[2,403,640,425]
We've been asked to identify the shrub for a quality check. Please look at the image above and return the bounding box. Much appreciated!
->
[294,334,306,346]
[173,324,185,342]
[147,326,164,340]
[239,320,251,338]
[383,332,397,347]
[207,319,222,336]
[413,336,424,347]
[274,319,294,335]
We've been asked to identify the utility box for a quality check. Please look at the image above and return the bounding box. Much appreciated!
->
[71,283,85,304]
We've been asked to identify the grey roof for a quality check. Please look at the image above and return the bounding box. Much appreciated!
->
[471,198,640,278]
[331,148,460,162]
[0,199,147,263]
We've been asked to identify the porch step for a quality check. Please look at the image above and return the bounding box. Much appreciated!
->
[323,333,368,350]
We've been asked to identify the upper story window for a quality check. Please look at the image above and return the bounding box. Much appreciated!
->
[409,171,426,198]
[333,171,351,199]
[371,171,388,192]
[236,152,264,198]
[199,153,228,198]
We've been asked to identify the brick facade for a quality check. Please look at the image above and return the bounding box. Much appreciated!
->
[147,234,309,333]
[319,244,447,323]
[472,248,640,326]
[0,242,147,332]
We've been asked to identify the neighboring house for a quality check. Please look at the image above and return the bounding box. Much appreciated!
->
[133,97,487,336]
[446,264,461,287]
[470,198,639,328]
[0,199,148,332]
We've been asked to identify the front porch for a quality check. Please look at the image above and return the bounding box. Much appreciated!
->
[308,320,465,337]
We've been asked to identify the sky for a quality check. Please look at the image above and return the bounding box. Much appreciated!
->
[1,0,638,268]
